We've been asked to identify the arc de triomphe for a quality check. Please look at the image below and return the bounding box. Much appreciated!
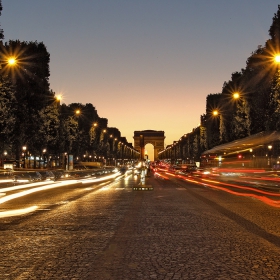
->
[133,130,165,161]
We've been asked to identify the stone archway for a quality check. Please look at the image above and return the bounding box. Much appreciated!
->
[133,130,165,161]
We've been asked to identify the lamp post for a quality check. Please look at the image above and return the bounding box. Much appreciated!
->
[56,94,62,104]
[233,92,240,100]
[109,134,114,165]
[75,109,81,160]
[7,57,16,66]
[267,145,273,168]
[2,150,7,168]
[42,148,47,168]
[92,122,98,158]
[209,109,223,149]
[213,110,219,116]
[274,54,280,64]
[22,146,27,168]
[0,56,17,69]
[0,56,18,83]
[101,129,108,161]
[55,94,63,168]
[114,138,118,166]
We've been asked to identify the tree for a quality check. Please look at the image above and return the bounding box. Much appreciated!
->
[38,104,60,154]
[231,99,251,139]
[0,76,16,156]
[265,70,280,130]
[269,5,280,49]
[0,40,52,163]
[0,0,4,40]
[63,116,79,155]
[205,93,222,148]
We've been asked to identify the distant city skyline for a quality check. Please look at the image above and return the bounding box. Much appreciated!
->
[1,1,279,155]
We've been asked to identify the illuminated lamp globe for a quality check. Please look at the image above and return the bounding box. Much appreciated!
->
[8,57,16,65]
[275,55,280,63]
[233,92,240,99]
[213,110,219,116]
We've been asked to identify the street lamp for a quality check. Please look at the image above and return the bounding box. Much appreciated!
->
[7,57,17,66]
[0,56,18,82]
[75,109,81,159]
[274,54,280,64]
[56,94,62,103]
[233,92,240,100]
[212,110,219,116]
[42,148,47,168]
[2,151,7,168]
[22,146,27,168]
[267,145,273,167]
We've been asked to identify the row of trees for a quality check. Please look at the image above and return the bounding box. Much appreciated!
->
[159,5,280,163]
[0,40,138,167]
[0,2,138,168]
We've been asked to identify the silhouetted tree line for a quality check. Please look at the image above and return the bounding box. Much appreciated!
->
[160,5,280,163]
[2,2,280,165]
[0,1,136,167]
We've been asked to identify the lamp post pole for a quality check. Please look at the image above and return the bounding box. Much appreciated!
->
[42,149,47,168]
[268,145,273,168]
[22,146,27,168]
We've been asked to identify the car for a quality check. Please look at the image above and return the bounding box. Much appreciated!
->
[13,172,32,182]
[52,170,65,180]
[39,171,55,181]
[27,171,42,181]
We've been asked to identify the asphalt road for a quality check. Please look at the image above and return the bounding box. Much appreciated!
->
[0,171,279,280]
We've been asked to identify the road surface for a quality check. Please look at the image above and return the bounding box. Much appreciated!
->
[0,171,279,279]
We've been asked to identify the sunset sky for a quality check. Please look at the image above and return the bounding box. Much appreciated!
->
[1,1,279,153]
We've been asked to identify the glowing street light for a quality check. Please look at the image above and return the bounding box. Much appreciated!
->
[274,54,280,64]
[0,56,17,70]
[7,57,17,66]
[213,110,219,116]
[56,94,62,102]
[233,92,240,100]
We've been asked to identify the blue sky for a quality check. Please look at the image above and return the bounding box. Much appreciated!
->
[1,0,279,150]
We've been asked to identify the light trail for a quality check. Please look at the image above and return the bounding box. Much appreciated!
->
[0,180,79,205]
[79,171,122,184]
[0,172,123,218]
[154,172,169,180]
[0,181,55,193]
[0,206,38,218]
[201,178,280,197]
[182,177,280,208]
